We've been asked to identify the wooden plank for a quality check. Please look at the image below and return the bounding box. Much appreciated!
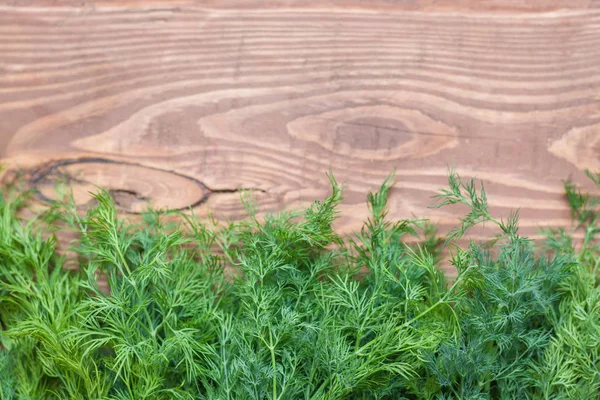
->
[1,1,599,249]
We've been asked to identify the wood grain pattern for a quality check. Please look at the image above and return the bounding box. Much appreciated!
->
[1,1,600,260]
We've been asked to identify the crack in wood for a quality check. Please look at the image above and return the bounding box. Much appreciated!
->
[27,157,265,213]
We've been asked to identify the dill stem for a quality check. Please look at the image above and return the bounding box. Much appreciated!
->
[310,377,331,400]
[579,227,593,262]
[294,286,306,309]
[355,331,362,350]
[403,265,473,328]
[593,257,600,281]
[269,326,277,400]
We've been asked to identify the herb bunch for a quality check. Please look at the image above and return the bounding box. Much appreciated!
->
[0,170,598,399]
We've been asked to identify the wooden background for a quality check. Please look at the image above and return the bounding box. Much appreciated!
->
[1,0,600,251]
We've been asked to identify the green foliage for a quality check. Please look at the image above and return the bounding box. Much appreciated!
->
[0,170,598,399]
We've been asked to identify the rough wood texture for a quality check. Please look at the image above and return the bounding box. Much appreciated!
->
[1,1,600,249]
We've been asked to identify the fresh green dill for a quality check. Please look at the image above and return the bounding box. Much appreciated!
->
[0,169,598,399]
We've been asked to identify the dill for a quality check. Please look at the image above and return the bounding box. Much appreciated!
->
[0,170,598,399]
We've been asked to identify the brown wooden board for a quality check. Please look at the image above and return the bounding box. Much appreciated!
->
[1,1,600,274]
